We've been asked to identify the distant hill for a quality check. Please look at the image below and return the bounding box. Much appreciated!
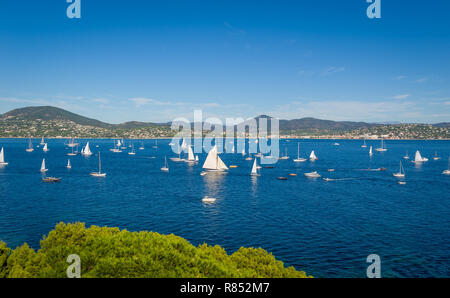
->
[2,106,113,128]
[1,106,161,129]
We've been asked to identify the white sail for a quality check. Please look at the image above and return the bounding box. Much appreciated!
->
[117,139,122,147]
[67,159,71,168]
[414,150,428,162]
[83,142,92,156]
[310,150,317,160]
[0,147,6,164]
[40,137,45,145]
[250,158,258,176]
[369,146,373,156]
[195,155,199,161]
[43,143,49,152]
[187,146,195,161]
[202,145,228,171]
[40,158,47,172]
[242,147,245,156]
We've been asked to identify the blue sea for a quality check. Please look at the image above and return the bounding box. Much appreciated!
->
[0,138,449,278]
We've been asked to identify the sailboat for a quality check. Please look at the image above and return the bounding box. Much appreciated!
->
[403,150,409,160]
[245,153,253,161]
[433,151,441,161]
[68,137,78,148]
[26,138,34,152]
[442,158,450,175]
[42,143,49,152]
[66,159,72,169]
[40,158,48,173]
[412,150,428,163]
[40,136,45,145]
[153,139,158,149]
[139,142,145,150]
[294,143,307,162]
[375,139,387,152]
[90,152,106,177]
[67,145,77,156]
[369,146,373,157]
[280,147,289,160]
[128,144,136,155]
[250,158,260,176]
[81,142,93,156]
[161,156,169,172]
[110,140,122,153]
[201,145,228,173]
[241,147,246,156]
[393,161,405,178]
[0,147,8,165]
[309,150,318,161]
[185,146,196,163]
[361,139,367,148]
[195,155,199,162]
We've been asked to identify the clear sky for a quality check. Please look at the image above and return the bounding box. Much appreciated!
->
[0,0,449,123]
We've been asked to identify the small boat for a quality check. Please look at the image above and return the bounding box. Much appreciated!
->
[333,142,340,146]
[323,178,334,182]
[42,143,49,152]
[304,171,321,178]
[309,150,318,161]
[0,147,8,166]
[289,173,297,177]
[128,144,136,155]
[375,139,387,152]
[279,147,289,160]
[42,177,61,183]
[152,139,158,149]
[442,158,450,175]
[161,156,169,172]
[293,143,307,162]
[433,151,441,161]
[139,142,145,150]
[403,150,410,160]
[245,154,253,161]
[327,169,335,172]
[195,155,199,162]
[200,171,207,176]
[229,165,238,168]
[67,146,77,156]
[398,181,406,185]
[361,139,367,148]
[393,161,405,178]
[202,196,216,203]
[26,138,34,152]
[90,152,106,177]
[277,177,288,180]
[66,159,72,169]
[250,158,260,176]
[412,150,428,163]
[40,158,48,173]
[369,146,373,157]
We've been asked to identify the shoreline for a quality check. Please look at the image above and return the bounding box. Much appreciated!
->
[0,137,449,141]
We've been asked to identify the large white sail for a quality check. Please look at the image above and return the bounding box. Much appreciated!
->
[310,150,317,160]
[0,147,6,164]
[414,150,428,162]
[40,158,47,172]
[202,145,228,171]
[83,142,92,156]
[369,146,373,156]
[187,146,195,161]
[250,158,258,176]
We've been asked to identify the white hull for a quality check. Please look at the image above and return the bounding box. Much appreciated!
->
[442,170,450,175]
[26,149,34,152]
[90,172,106,177]
[293,158,307,162]
[160,167,169,172]
[304,171,321,178]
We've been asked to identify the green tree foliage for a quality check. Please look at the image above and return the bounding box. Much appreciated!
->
[0,223,311,278]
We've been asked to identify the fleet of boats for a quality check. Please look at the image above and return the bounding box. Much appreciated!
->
[1,138,449,200]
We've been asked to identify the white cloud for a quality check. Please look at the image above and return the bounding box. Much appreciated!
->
[392,94,411,100]
[322,66,345,76]
[416,77,428,83]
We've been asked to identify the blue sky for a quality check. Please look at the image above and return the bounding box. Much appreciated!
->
[0,0,449,123]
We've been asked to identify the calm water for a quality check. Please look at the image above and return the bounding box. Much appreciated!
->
[0,138,449,278]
